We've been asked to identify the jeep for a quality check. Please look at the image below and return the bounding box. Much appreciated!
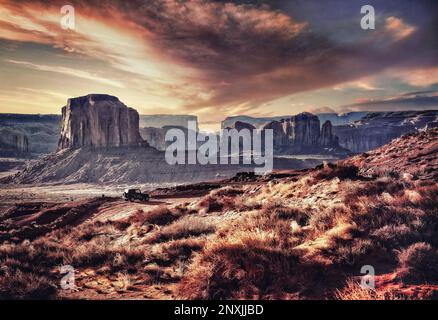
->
[123,189,150,202]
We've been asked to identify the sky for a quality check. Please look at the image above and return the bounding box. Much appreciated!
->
[0,0,438,131]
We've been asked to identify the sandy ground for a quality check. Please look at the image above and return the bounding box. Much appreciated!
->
[0,182,182,204]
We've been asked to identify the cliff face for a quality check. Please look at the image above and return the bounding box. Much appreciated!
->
[221,112,367,129]
[319,120,339,147]
[58,94,143,149]
[261,113,341,153]
[0,114,61,156]
[333,111,438,153]
[0,129,29,154]
[140,127,167,151]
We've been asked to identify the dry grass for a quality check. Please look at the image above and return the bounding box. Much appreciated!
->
[177,172,438,299]
[1,151,437,299]
[312,163,359,182]
[147,216,216,243]
[126,206,180,226]
[397,242,438,283]
[335,280,408,300]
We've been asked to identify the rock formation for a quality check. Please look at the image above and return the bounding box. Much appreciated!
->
[140,127,167,151]
[222,112,368,129]
[260,112,341,153]
[58,94,143,149]
[230,121,256,132]
[0,114,61,156]
[319,120,339,147]
[0,129,29,154]
[5,94,246,184]
[333,111,438,153]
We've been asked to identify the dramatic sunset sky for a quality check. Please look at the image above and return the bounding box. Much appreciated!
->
[0,0,437,129]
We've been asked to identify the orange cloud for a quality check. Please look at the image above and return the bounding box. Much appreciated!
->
[384,16,416,42]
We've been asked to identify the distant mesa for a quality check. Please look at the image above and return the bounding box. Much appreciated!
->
[140,114,198,130]
[58,94,145,149]
[0,129,29,155]
[333,110,438,153]
[260,112,346,154]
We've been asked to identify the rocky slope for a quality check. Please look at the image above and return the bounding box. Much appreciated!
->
[333,110,438,153]
[58,94,144,149]
[343,127,438,181]
[3,146,245,184]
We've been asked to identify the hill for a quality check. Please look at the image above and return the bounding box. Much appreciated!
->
[0,129,437,299]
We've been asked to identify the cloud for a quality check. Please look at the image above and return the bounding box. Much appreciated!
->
[307,106,337,114]
[392,67,438,87]
[333,79,383,91]
[338,92,438,112]
[0,0,437,121]
[5,59,125,88]
[383,17,416,42]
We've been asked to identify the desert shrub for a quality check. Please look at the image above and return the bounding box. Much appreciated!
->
[196,195,228,213]
[130,206,180,226]
[383,169,400,180]
[371,224,421,248]
[0,270,57,300]
[346,178,405,198]
[313,164,359,182]
[351,201,420,233]
[308,206,348,233]
[397,242,438,283]
[146,238,205,269]
[147,216,216,243]
[211,186,244,197]
[160,238,205,260]
[335,280,408,300]
[261,202,308,225]
[177,240,320,299]
[329,238,376,266]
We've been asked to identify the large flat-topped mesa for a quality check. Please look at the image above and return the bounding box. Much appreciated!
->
[58,94,144,149]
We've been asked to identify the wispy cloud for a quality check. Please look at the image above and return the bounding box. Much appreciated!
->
[5,59,125,88]
[339,92,438,112]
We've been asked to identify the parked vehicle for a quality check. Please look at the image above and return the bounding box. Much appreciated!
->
[123,189,150,202]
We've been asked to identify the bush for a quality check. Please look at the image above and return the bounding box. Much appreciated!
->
[177,241,317,299]
[335,280,407,300]
[147,216,216,243]
[313,164,359,181]
[397,242,438,283]
[129,206,180,226]
[371,224,421,248]
[0,270,56,300]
